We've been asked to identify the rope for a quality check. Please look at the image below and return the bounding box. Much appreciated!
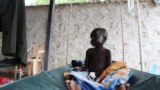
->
[120,0,125,61]
[136,0,143,71]
[66,0,73,65]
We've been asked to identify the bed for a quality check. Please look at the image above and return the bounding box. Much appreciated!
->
[0,65,160,90]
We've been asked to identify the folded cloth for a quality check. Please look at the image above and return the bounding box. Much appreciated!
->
[97,61,127,82]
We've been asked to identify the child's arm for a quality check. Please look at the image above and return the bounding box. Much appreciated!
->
[107,49,112,66]
[81,49,90,71]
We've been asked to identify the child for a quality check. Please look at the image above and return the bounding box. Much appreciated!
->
[65,28,128,90]
[78,28,111,78]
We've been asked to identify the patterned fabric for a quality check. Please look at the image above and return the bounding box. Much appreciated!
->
[101,68,132,89]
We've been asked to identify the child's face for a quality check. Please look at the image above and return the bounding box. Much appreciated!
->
[90,34,104,47]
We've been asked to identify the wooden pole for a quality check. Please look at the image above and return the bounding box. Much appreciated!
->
[44,0,55,71]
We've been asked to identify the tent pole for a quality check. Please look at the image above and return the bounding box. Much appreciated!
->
[44,0,55,71]
[136,0,143,71]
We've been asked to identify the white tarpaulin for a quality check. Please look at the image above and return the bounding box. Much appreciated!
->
[154,0,160,6]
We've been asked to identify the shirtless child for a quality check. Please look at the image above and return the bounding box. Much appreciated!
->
[80,28,111,77]
[65,28,127,90]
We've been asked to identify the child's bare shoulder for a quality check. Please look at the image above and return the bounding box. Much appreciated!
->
[105,48,110,51]
[104,48,111,53]
[86,48,94,53]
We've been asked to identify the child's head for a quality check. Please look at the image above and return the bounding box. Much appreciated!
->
[90,28,108,47]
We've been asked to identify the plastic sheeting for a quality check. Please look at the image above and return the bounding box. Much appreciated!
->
[0,65,160,90]
[129,69,160,90]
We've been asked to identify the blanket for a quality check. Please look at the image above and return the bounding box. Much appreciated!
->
[64,62,132,90]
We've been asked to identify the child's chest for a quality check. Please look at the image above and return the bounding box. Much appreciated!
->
[89,50,107,62]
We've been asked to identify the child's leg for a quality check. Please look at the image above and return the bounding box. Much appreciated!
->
[125,83,130,90]
[116,84,126,90]
[116,83,130,90]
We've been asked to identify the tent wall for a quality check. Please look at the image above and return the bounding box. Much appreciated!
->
[49,1,160,71]
[26,6,48,50]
